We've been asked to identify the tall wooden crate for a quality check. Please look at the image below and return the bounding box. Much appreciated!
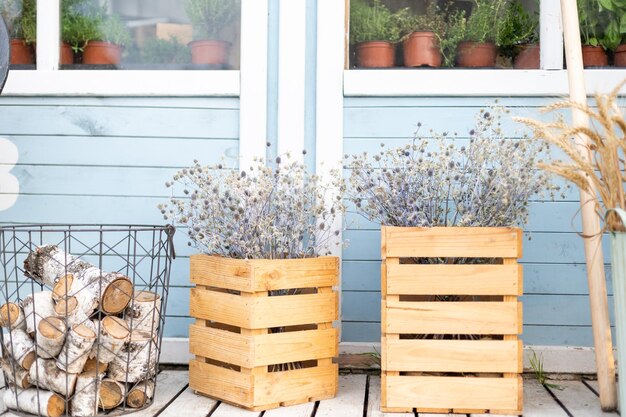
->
[381,226,523,415]
[188,255,339,411]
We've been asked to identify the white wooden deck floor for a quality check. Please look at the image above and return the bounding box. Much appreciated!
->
[0,371,615,417]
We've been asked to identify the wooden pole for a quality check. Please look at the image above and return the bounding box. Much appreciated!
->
[560,0,617,410]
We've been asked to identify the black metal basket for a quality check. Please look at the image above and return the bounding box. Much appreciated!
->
[0,224,175,417]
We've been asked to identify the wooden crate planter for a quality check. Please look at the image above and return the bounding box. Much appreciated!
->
[188,255,339,411]
[381,226,523,415]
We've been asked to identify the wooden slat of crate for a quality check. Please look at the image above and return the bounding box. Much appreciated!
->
[386,263,522,296]
[190,288,337,329]
[385,339,522,373]
[190,255,338,292]
[190,325,338,368]
[385,300,521,335]
[190,359,253,407]
[385,375,522,412]
[253,363,338,406]
[382,227,522,259]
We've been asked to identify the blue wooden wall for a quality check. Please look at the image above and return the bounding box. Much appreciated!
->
[0,96,239,337]
[341,96,612,347]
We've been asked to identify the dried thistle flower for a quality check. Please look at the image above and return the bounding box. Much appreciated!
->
[161,156,346,259]
[515,81,626,232]
[345,105,555,229]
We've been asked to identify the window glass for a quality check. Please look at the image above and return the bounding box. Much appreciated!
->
[348,0,539,69]
[60,0,240,69]
[1,0,36,68]
[577,0,626,67]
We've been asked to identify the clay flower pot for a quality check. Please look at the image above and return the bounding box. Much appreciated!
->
[61,43,74,65]
[403,31,441,68]
[355,41,395,68]
[10,39,33,65]
[581,45,608,68]
[513,43,540,69]
[456,41,497,68]
[189,40,230,66]
[83,41,123,65]
[614,44,626,67]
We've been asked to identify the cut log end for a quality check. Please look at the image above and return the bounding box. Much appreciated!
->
[102,277,133,314]
[38,317,65,339]
[47,393,66,417]
[74,323,96,339]
[102,316,130,340]
[83,357,108,374]
[135,291,159,303]
[54,295,78,316]
[99,379,125,409]
[52,274,74,301]
[22,351,36,370]
[0,303,25,329]
[126,380,155,408]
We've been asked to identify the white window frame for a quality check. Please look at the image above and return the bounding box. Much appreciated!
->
[343,0,626,97]
[1,0,255,97]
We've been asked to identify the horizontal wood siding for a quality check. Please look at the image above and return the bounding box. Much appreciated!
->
[0,96,239,338]
[343,96,610,347]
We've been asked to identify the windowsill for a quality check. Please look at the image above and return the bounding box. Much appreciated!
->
[343,69,626,96]
[2,70,241,96]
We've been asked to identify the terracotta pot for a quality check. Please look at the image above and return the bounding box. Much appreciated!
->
[189,40,230,65]
[514,43,540,69]
[581,45,608,68]
[403,31,441,68]
[614,44,626,67]
[355,41,395,68]
[456,41,497,68]
[61,43,74,65]
[10,39,33,65]
[83,41,123,65]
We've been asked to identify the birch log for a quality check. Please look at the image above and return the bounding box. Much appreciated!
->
[98,378,126,410]
[89,316,129,364]
[54,296,89,328]
[71,370,102,417]
[4,328,36,370]
[0,302,26,330]
[3,386,65,417]
[82,357,108,374]
[125,291,161,333]
[108,330,157,383]
[23,291,56,335]
[56,323,97,374]
[1,357,30,388]
[126,380,155,408]
[36,317,66,359]
[25,245,134,315]
[29,358,78,397]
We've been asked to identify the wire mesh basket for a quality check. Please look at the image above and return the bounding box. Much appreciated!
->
[0,224,175,417]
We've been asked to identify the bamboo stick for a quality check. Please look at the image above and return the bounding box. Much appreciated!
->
[560,0,617,410]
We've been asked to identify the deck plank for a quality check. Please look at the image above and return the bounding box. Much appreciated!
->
[263,402,315,417]
[315,374,367,417]
[549,380,619,416]
[159,387,218,417]
[125,370,189,417]
[210,402,263,416]
[367,376,413,417]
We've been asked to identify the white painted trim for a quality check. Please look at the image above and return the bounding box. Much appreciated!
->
[276,0,306,160]
[239,0,269,168]
[160,338,610,374]
[344,69,626,97]
[36,0,60,71]
[2,70,240,96]
[316,0,346,339]
[540,0,564,70]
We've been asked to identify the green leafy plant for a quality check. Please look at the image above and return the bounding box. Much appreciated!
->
[463,0,509,44]
[578,0,614,49]
[18,0,35,43]
[529,351,564,390]
[596,0,626,49]
[440,7,466,67]
[0,0,34,39]
[498,0,539,58]
[141,37,192,64]
[349,0,403,44]
[185,0,240,41]
[94,14,131,46]
[396,1,446,39]
[62,13,99,52]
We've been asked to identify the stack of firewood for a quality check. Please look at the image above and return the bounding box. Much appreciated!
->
[0,245,162,417]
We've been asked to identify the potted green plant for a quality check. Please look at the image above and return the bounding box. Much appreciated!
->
[578,0,610,67]
[398,1,446,68]
[350,0,403,68]
[141,37,191,65]
[455,0,509,67]
[82,12,131,66]
[596,0,626,66]
[184,0,239,66]
[59,0,101,65]
[498,0,539,69]
[1,0,34,64]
